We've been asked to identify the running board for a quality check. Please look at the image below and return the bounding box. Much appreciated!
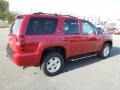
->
[71,54,97,61]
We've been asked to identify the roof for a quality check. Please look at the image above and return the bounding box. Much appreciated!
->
[17,12,79,19]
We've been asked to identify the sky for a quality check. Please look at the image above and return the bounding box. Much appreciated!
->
[7,0,120,19]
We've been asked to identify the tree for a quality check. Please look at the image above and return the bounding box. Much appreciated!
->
[0,0,9,12]
[0,0,9,20]
[7,12,17,23]
[0,0,17,23]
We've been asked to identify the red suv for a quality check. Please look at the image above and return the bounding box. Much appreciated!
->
[7,12,113,76]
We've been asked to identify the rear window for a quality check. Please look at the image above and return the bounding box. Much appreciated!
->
[26,17,58,35]
[10,18,23,34]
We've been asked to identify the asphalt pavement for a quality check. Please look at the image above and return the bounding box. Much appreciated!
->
[0,28,120,90]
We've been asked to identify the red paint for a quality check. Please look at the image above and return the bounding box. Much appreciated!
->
[7,13,113,66]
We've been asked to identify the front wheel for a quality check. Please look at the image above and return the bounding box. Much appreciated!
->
[41,52,64,76]
[98,43,111,59]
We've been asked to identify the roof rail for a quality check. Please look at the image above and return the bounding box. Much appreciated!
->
[33,12,58,16]
[33,12,77,18]
[52,13,58,16]
[33,12,46,14]
[63,15,77,18]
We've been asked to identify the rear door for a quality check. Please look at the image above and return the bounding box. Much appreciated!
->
[62,19,83,57]
[25,17,58,53]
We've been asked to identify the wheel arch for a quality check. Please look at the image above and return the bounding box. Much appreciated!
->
[99,40,112,52]
[40,46,66,66]
[104,40,113,48]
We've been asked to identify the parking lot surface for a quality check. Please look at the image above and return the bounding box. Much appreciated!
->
[0,28,120,90]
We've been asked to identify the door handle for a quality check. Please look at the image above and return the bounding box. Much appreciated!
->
[61,38,68,41]
[87,35,96,40]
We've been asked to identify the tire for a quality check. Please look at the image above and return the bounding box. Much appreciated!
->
[98,43,111,59]
[41,52,64,76]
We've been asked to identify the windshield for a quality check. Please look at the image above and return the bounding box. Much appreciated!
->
[10,18,23,34]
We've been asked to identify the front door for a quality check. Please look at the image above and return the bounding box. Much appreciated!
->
[82,20,98,54]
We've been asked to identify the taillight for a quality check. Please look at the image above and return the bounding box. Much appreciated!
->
[16,35,25,51]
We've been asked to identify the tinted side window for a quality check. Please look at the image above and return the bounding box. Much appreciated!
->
[63,19,79,34]
[82,21,95,35]
[26,17,58,35]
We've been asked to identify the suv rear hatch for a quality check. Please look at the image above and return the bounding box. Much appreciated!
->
[8,16,26,54]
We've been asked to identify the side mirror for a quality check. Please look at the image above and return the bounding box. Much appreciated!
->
[96,27,104,34]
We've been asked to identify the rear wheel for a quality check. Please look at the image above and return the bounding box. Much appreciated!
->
[98,43,111,59]
[41,52,64,76]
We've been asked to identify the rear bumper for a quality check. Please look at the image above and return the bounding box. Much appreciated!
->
[6,45,40,66]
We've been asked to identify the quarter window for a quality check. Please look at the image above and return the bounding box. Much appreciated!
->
[26,17,58,35]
